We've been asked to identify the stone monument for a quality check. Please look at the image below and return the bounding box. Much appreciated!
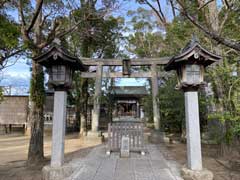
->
[120,136,130,158]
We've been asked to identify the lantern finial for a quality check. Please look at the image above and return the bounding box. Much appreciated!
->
[53,38,61,46]
[191,34,199,44]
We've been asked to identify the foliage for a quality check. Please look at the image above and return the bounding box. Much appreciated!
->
[207,59,240,143]
[0,5,21,68]
[0,14,19,50]
[0,87,3,102]
[68,1,123,129]
[101,76,116,121]
[125,8,165,58]
[157,76,185,133]
[141,93,153,123]
[69,1,123,58]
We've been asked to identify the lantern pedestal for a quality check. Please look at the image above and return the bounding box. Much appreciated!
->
[184,91,202,170]
[42,164,74,180]
[51,91,67,167]
[181,166,213,180]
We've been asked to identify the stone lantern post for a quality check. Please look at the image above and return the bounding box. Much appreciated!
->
[34,44,86,168]
[165,37,221,176]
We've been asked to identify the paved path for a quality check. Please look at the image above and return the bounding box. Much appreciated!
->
[67,144,183,180]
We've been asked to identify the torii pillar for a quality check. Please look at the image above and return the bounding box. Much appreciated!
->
[91,63,103,133]
[151,63,160,130]
[150,63,165,143]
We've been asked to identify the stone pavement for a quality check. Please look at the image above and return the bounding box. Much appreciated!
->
[66,144,183,180]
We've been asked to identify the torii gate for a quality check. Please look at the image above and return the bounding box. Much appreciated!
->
[80,57,171,132]
[35,39,221,179]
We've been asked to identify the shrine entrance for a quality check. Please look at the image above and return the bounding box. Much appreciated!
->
[112,86,148,120]
[117,101,137,117]
[80,57,170,131]
[34,38,221,179]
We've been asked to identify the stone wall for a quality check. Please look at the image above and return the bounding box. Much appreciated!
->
[0,96,29,125]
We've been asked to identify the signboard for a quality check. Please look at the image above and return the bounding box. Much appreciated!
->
[120,136,130,158]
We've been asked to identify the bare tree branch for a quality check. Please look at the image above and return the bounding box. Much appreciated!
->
[219,10,230,34]
[140,0,167,27]
[156,0,167,23]
[223,0,231,9]
[27,0,43,33]
[0,48,24,70]
[0,0,10,8]
[168,0,176,17]
[40,11,52,28]
[198,0,214,10]
[176,0,240,52]
[18,0,26,26]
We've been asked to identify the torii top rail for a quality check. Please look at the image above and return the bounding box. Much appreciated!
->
[80,57,171,78]
[80,57,170,66]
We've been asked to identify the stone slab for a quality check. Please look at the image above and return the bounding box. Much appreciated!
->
[42,165,74,180]
[149,131,168,144]
[53,144,182,180]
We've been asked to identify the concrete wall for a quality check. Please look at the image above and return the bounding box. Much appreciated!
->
[0,96,29,125]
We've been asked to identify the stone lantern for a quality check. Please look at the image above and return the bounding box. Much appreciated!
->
[34,44,86,169]
[165,37,221,173]
[35,46,85,90]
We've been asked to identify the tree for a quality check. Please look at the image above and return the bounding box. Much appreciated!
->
[68,0,123,133]
[15,0,79,164]
[158,76,185,133]
[136,0,240,155]
[0,3,22,70]
[176,0,240,52]
[126,8,166,58]
[137,0,240,52]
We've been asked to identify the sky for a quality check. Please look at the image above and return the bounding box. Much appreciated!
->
[0,0,171,95]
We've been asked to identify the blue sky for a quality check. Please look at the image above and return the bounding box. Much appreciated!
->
[0,0,171,95]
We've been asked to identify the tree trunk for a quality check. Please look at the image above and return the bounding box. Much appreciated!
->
[27,8,45,165]
[27,61,45,165]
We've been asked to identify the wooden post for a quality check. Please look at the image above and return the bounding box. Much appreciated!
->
[92,64,103,132]
[151,63,160,130]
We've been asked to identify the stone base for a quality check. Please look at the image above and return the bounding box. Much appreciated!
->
[42,165,74,180]
[149,131,168,144]
[83,131,103,143]
[181,166,214,180]
[230,159,240,171]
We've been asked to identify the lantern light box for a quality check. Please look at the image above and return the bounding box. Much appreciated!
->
[34,45,86,90]
[165,37,221,91]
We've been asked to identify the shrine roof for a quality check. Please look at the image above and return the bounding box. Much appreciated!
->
[113,86,148,96]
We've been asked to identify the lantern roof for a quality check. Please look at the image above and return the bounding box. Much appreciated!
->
[165,36,222,71]
[33,45,87,71]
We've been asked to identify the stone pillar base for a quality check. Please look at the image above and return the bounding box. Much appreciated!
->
[79,130,87,137]
[181,166,213,180]
[42,165,74,180]
[83,131,103,144]
[149,130,168,144]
